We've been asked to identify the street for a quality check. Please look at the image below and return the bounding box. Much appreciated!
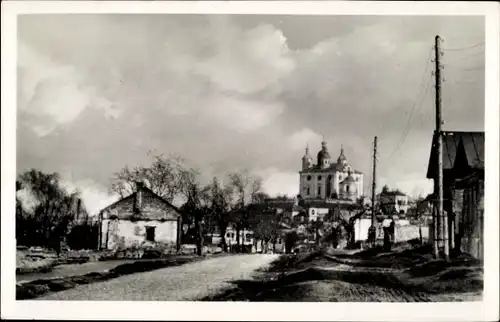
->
[37,254,279,301]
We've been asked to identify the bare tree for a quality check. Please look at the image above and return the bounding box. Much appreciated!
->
[177,166,208,256]
[226,170,263,253]
[110,154,187,202]
[250,207,280,253]
[202,177,235,252]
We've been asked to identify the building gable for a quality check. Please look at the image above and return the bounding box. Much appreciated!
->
[101,187,180,221]
[426,131,484,179]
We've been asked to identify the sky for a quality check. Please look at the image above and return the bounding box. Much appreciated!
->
[17,14,485,214]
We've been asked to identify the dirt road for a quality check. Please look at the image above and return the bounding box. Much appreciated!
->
[38,254,279,301]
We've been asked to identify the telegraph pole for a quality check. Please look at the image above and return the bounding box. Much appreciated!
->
[434,35,448,260]
[369,136,378,246]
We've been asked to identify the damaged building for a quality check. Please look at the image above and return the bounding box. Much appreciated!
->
[98,182,182,252]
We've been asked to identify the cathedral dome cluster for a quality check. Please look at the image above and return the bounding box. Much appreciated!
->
[299,139,364,201]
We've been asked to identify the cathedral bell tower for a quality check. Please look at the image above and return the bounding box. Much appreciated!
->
[302,144,313,170]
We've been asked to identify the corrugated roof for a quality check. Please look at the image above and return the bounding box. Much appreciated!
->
[426,131,484,179]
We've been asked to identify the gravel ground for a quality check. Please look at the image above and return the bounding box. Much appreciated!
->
[205,249,483,302]
[37,254,278,301]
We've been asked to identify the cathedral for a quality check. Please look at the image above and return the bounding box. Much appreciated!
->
[299,140,364,202]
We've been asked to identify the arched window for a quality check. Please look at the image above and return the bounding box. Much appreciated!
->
[307,175,312,181]
[318,176,322,180]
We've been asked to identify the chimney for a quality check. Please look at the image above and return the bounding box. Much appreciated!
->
[135,181,144,213]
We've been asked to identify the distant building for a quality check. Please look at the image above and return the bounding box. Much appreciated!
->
[224,227,255,247]
[426,131,484,259]
[98,183,182,251]
[378,189,409,215]
[299,140,364,201]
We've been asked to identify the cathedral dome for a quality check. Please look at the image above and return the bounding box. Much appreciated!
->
[317,149,331,160]
[342,175,356,184]
[337,145,347,164]
[317,140,331,166]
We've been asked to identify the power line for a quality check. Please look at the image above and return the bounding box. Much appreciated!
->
[443,42,485,51]
[387,77,432,160]
[385,47,434,160]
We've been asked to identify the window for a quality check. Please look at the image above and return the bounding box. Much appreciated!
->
[318,186,322,196]
[307,187,310,195]
[346,185,350,193]
[318,176,322,180]
[145,226,156,242]
[307,175,312,181]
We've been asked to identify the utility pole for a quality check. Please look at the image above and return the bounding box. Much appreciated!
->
[369,136,378,246]
[434,35,448,260]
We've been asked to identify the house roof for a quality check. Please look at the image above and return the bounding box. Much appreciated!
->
[99,186,181,218]
[299,199,360,210]
[426,131,484,179]
[300,163,363,174]
[380,190,407,197]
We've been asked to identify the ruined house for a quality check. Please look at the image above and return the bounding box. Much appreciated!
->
[98,183,182,251]
[426,131,484,259]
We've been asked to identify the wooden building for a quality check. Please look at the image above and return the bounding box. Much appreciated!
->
[426,131,484,259]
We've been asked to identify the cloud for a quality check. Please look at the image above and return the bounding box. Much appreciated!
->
[255,168,299,197]
[288,128,323,151]
[60,177,119,215]
[196,22,295,95]
[205,95,285,133]
[16,15,484,204]
[18,41,119,136]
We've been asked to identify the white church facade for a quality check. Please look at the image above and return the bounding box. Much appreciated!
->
[299,140,364,202]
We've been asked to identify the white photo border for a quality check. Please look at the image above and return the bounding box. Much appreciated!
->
[1,1,498,321]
